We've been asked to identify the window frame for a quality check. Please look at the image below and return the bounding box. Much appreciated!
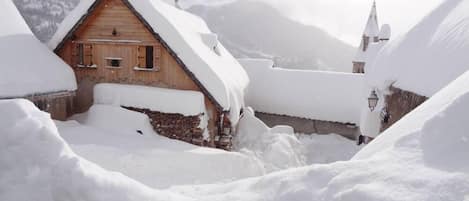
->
[74,42,96,68]
[104,57,123,68]
[134,45,160,71]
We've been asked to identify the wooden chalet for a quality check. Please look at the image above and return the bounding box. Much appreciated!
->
[48,0,249,149]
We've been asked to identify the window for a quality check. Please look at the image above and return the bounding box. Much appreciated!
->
[74,43,94,67]
[145,46,154,69]
[136,45,160,70]
[105,57,122,68]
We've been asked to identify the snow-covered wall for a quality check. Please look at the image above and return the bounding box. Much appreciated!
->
[94,83,206,116]
[367,0,469,97]
[0,0,76,98]
[239,59,365,124]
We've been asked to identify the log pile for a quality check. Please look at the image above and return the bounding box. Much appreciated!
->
[123,106,206,146]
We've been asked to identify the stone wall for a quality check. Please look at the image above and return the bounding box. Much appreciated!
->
[123,106,206,146]
[381,87,428,131]
[255,112,360,140]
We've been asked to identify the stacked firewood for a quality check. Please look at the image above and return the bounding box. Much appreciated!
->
[123,106,205,145]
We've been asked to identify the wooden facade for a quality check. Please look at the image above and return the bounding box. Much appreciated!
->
[54,0,231,148]
[2,91,75,121]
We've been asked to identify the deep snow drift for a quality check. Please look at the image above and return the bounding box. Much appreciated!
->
[58,105,358,188]
[4,73,469,200]
[172,68,469,201]
[59,105,265,189]
[0,99,189,201]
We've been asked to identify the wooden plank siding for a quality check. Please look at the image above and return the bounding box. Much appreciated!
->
[56,0,221,144]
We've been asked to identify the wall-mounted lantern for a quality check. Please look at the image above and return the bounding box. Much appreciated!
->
[368,90,379,111]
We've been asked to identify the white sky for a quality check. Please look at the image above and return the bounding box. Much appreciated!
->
[181,0,444,46]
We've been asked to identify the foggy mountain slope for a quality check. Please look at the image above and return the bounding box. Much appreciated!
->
[13,0,79,42]
[13,0,355,72]
[188,0,355,71]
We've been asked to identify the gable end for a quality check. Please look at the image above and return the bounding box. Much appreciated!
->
[54,0,224,111]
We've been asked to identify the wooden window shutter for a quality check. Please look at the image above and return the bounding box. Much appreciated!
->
[71,43,78,66]
[77,43,85,66]
[84,44,93,66]
[154,45,161,67]
[137,46,146,68]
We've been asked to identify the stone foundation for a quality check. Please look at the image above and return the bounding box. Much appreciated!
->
[123,106,206,146]
[381,87,427,131]
[214,113,233,150]
[255,112,360,140]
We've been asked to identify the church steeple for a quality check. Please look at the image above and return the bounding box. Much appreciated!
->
[363,1,380,40]
[360,1,380,52]
[352,1,387,74]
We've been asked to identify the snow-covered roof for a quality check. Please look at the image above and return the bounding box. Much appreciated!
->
[367,0,469,97]
[356,68,469,160]
[0,0,76,98]
[48,0,249,123]
[239,59,365,124]
[363,1,380,37]
[353,39,387,64]
[362,41,387,71]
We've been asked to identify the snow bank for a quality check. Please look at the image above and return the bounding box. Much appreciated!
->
[48,0,249,124]
[94,83,205,116]
[367,0,469,97]
[359,109,381,138]
[234,108,305,171]
[60,105,360,188]
[174,69,469,201]
[239,58,365,124]
[0,0,76,98]
[298,134,362,164]
[57,119,265,189]
[0,99,188,201]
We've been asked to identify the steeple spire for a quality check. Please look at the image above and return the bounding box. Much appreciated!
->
[363,1,380,38]
[353,1,384,73]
